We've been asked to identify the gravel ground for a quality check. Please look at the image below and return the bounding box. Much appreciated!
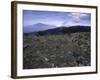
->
[23,32,90,69]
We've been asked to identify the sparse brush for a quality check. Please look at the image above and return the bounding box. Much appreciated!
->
[23,32,90,69]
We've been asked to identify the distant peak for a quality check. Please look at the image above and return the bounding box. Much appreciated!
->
[33,23,56,27]
[34,23,45,25]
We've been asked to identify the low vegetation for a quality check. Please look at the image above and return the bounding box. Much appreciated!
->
[23,32,90,69]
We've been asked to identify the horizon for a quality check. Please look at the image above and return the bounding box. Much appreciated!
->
[24,24,91,33]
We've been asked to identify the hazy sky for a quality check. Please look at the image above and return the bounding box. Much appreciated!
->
[23,10,91,27]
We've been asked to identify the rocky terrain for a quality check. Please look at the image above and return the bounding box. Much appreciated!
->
[23,26,90,69]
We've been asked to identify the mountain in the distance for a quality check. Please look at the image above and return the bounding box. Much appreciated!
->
[24,23,57,33]
[24,25,90,36]
[29,25,90,35]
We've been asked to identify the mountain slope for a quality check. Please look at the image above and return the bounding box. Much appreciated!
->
[24,23,57,33]
[27,25,90,35]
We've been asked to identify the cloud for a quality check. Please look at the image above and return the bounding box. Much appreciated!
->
[61,12,91,26]
[68,12,89,23]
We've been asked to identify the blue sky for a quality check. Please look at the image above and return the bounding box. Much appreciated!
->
[23,10,91,31]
